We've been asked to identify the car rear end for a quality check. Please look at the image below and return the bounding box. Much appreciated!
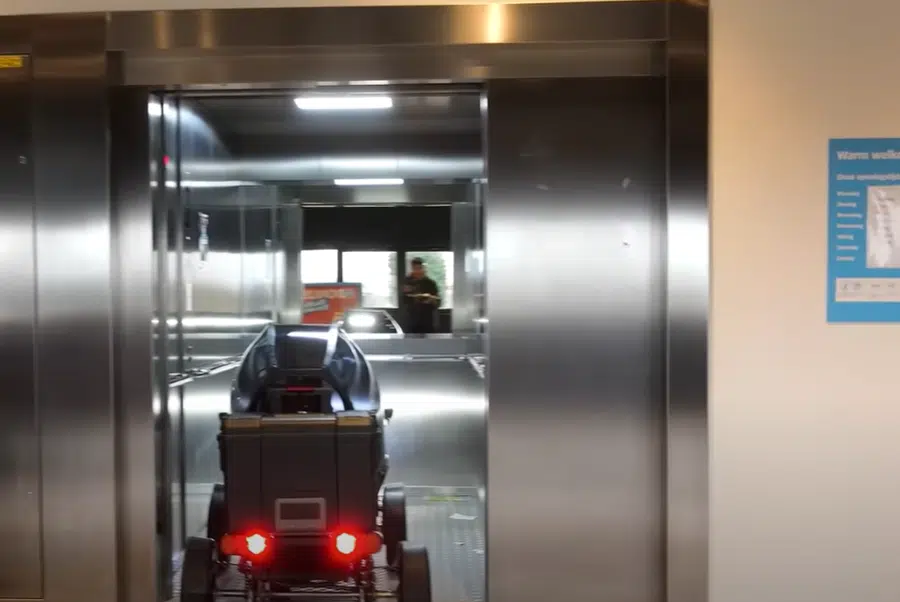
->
[218,412,383,583]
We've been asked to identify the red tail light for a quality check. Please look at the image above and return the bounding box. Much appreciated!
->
[332,531,382,558]
[221,531,271,561]
[246,532,269,556]
[334,532,357,555]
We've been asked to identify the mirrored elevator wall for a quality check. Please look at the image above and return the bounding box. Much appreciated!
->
[160,100,281,330]
[151,99,286,592]
[450,180,485,333]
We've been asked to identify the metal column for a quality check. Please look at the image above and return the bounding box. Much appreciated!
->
[451,189,479,334]
[110,85,157,602]
[280,204,304,323]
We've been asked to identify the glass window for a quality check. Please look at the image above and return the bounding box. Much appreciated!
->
[405,252,454,309]
[342,251,398,308]
[301,249,338,284]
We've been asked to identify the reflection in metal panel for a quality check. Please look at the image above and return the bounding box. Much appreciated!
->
[31,14,121,602]
[0,55,41,601]
[110,87,157,602]
[486,77,667,602]
[666,3,709,601]
[108,4,667,50]
[107,4,668,86]
[121,42,666,87]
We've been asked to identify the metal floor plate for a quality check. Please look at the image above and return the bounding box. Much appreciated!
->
[171,486,485,602]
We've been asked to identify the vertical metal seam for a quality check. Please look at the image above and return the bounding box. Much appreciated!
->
[663,5,674,602]
[479,82,490,602]
[28,62,47,601]
[240,202,247,320]
[173,95,188,549]
[269,190,278,320]
[109,87,126,602]
[152,93,173,601]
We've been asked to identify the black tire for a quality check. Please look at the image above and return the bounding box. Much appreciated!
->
[396,542,431,602]
[180,537,216,602]
[382,483,407,568]
[207,484,227,548]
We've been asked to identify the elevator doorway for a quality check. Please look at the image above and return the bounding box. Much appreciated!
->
[149,86,489,602]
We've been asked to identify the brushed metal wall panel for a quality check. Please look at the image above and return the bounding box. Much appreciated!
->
[486,77,667,602]
[110,85,157,602]
[666,3,709,602]
[121,42,665,87]
[32,13,119,602]
[107,3,667,51]
[0,57,42,601]
[106,4,666,86]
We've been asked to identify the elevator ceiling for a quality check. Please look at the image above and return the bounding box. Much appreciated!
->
[189,92,483,157]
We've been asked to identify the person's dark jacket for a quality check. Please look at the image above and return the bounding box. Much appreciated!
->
[402,276,439,333]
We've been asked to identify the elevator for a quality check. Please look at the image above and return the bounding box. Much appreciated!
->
[0,4,707,602]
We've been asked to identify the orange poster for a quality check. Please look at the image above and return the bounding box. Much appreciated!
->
[302,283,363,324]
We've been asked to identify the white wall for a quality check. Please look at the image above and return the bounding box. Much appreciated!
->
[711,1,900,601]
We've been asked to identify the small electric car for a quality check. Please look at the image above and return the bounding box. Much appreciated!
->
[180,324,431,602]
[231,324,381,414]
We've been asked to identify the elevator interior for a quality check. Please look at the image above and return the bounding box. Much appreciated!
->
[0,5,707,602]
[153,87,488,601]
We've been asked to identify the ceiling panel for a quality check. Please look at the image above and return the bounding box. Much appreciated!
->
[188,91,483,156]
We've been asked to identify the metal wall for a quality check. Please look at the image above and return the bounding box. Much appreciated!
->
[0,45,41,602]
[666,3,709,601]
[33,19,120,602]
[0,13,155,602]
[111,85,157,602]
[486,77,667,602]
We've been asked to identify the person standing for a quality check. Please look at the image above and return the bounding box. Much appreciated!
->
[402,257,440,334]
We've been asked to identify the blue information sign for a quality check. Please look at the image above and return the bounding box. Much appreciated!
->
[828,138,900,322]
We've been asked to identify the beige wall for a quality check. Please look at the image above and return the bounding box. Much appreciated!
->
[711,0,900,601]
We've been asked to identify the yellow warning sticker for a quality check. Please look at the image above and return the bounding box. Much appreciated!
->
[0,55,25,69]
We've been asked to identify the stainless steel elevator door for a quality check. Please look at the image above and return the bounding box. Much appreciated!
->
[0,59,42,602]
[486,78,667,602]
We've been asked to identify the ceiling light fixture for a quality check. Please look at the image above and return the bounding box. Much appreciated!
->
[334,178,404,187]
[294,95,393,111]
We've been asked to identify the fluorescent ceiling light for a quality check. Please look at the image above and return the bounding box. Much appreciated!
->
[150,180,258,189]
[153,316,273,329]
[334,178,404,187]
[294,95,393,111]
